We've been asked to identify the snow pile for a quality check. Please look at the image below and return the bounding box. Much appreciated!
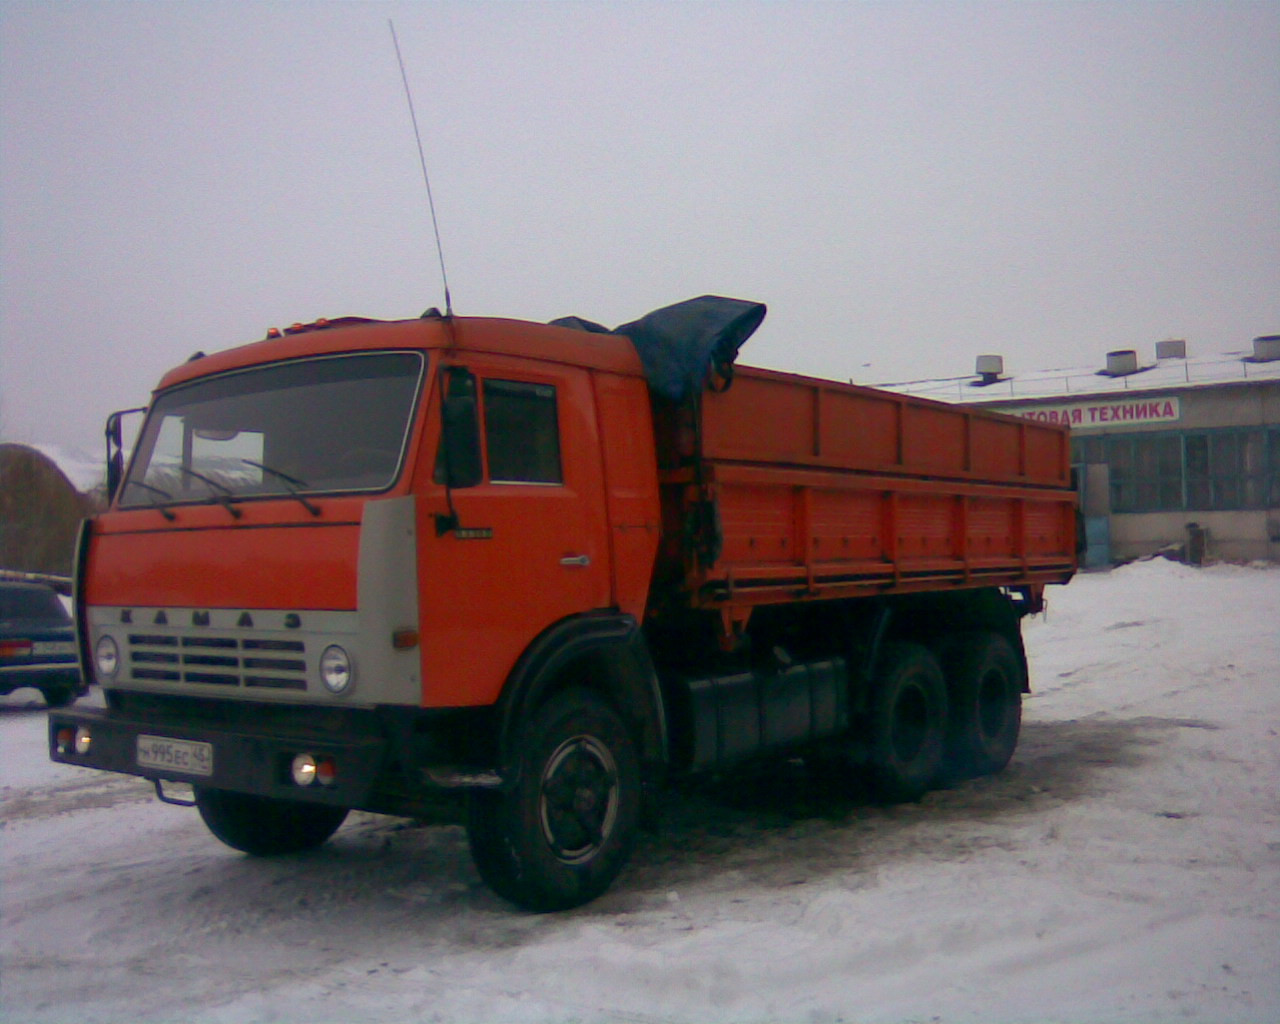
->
[29,442,104,494]
[2,559,1278,1023]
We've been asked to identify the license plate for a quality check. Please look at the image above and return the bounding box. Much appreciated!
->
[137,735,214,777]
[32,641,76,656]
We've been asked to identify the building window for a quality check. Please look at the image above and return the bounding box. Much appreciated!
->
[1101,434,1182,512]
[1185,430,1267,510]
[1071,428,1279,514]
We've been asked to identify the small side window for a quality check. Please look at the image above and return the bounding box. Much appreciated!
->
[484,379,562,484]
[433,368,482,487]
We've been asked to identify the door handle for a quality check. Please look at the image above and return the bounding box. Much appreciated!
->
[560,554,591,568]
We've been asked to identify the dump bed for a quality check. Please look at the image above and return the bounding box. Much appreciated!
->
[654,365,1076,613]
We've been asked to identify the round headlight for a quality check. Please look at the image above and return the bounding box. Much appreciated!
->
[319,645,353,694]
[95,635,120,678]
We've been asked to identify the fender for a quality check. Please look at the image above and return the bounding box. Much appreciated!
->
[494,612,668,785]
[849,604,894,714]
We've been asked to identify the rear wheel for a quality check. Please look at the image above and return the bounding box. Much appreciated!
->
[943,632,1023,779]
[41,685,78,708]
[468,688,641,912]
[193,788,348,856]
[864,643,948,803]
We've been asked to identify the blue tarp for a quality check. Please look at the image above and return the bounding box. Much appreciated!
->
[551,295,767,403]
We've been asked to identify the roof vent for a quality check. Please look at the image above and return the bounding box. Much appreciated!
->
[1155,339,1187,360]
[974,354,1004,385]
[1250,334,1280,363]
[1103,349,1139,376]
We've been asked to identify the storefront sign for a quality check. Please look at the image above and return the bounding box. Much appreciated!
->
[1011,396,1180,430]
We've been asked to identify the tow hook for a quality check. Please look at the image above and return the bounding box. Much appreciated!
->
[154,780,197,807]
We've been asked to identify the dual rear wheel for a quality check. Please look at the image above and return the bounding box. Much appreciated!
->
[864,632,1023,802]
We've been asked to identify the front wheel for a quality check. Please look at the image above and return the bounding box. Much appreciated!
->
[193,788,348,856]
[468,688,641,912]
[41,685,80,708]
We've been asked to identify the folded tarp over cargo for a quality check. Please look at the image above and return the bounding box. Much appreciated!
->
[551,295,767,403]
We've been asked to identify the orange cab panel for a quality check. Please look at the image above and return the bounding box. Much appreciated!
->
[87,513,360,611]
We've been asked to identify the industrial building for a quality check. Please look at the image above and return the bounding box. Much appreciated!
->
[881,335,1280,566]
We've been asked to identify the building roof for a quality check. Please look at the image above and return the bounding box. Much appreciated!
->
[874,341,1280,405]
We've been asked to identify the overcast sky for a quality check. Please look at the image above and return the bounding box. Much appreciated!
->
[2,0,1277,454]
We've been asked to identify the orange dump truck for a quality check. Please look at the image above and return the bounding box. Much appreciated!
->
[50,297,1075,910]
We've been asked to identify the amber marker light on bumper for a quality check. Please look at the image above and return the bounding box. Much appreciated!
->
[54,726,74,755]
[56,726,92,756]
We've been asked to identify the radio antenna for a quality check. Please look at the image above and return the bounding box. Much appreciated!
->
[389,19,453,317]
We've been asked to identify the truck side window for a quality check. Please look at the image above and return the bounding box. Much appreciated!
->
[484,379,562,484]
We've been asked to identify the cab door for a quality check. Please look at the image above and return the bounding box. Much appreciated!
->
[415,356,611,708]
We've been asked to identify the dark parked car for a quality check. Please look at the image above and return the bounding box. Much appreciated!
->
[0,581,85,707]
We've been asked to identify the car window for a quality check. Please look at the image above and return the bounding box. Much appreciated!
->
[0,586,69,624]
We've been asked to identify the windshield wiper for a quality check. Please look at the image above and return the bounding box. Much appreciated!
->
[242,460,321,517]
[178,466,243,519]
[123,481,177,521]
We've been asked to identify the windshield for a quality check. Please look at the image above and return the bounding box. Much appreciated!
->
[0,585,69,625]
[120,352,425,508]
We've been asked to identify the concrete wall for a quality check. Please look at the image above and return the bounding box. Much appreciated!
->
[1175,380,1280,431]
[1108,509,1279,564]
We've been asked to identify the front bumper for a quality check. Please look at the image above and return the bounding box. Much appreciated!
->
[48,704,387,808]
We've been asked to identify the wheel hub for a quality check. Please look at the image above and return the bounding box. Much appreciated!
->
[539,734,620,864]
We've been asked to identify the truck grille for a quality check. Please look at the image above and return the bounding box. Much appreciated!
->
[127,634,308,691]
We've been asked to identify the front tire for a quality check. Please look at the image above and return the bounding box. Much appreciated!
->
[864,643,948,803]
[468,688,641,912]
[194,788,348,856]
[41,685,79,708]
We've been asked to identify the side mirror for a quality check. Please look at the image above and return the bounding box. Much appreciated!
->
[438,368,482,490]
[104,407,145,502]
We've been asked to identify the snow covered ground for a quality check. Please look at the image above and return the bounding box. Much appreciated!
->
[2,559,1277,1024]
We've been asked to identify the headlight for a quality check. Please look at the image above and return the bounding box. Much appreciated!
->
[289,752,337,787]
[319,645,353,694]
[95,635,120,678]
[75,727,93,755]
[291,753,318,786]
